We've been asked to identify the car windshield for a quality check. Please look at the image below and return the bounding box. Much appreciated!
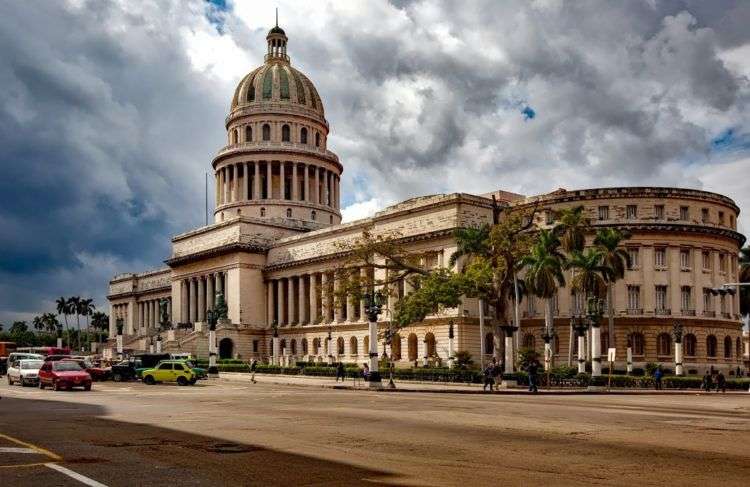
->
[53,361,82,371]
[185,361,195,368]
[21,360,43,369]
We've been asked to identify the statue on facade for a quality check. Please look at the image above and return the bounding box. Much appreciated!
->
[159,298,171,330]
[214,292,229,322]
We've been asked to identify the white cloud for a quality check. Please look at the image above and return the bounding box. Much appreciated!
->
[341,198,383,223]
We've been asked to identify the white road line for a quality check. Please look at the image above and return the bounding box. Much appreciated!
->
[0,447,38,454]
[45,463,109,487]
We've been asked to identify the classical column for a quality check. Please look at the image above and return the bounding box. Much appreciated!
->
[232,164,238,202]
[267,280,275,326]
[215,172,220,206]
[277,279,285,325]
[181,279,188,323]
[626,346,633,374]
[292,163,298,201]
[280,161,286,200]
[298,275,307,325]
[346,276,355,322]
[206,273,215,311]
[224,167,230,204]
[591,324,601,377]
[197,276,206,322]
[216,272,224,296]
[323,170,329,206]
[577,334,586,374]
[303,163,309,202]
[266,160,273,199]
[254,161,260,200]
[314,166,320,204]
[321,272,329,323]
[144,301,150,331]
[333,272,342,322]
[243,162,249,200]
[189,279,197,323]
[309,273,318,324]
[139,302,144,330]
[287,277,295,325]
[674,340,684,376]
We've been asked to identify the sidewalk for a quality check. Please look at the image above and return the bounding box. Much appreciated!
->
[217,372,750,395]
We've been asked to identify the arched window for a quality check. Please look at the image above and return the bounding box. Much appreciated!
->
[684,333,697,356]
[523,334,535,350]
[280,339,286,353]
[315,132,320,147]
[706,335,717,357]
[629,332,645,356]
[311,210,316,221]
[484,333,494,356]
[724,336,732,358]
[301,338,308,354]
[262,123,271,141]
[312,338,320,355]
[407,333,418,361]
[337,337,344,355]
[425,333,436,357]
[364,335,369,354]
[391,333,401,360]
[245,125,252,142]
[260,207,266,217]
[269,339,273,354]
[300,127,308,144]
[657,333,671,356]
[349,336,358,356]
[286,208,292,218]
[231,128,238,144]
[282,124,290,142]
[291,339,297,355]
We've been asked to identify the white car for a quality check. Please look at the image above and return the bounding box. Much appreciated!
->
[7,352,44,363]
[7,359,44,386]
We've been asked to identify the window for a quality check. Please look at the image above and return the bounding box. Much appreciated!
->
[703,288,713,312]
[706,335,717,357]
[629,333,645,356]
[349,337,358,356]
[626,205,637,219]
[260,207,266,217]
[231,128,238,144]
[600,332,609,352]
[724,336,732,358]
[572,291,585,315]
[702,251,711,270]
[655,248,666,268]
[173,363,184,371]
[654,205,665,220]
[684,334,697,356]
[245,126,252,142]
[262,124,271,141]
[281,124,291,142]
[545,210,554,225]
[598,206,609,220]
[302,339,308,354]
[291,339,297,355]
[657,333,671,356]
[286,208,292,218]
[627,286,640,311]
[720,294,727,314]
[300,127,308,144]
[680,286,692,313]
[337,337,344,355]
[680,206,689,220]
[627,248,639,269]
[655,286,668,312]
[252,340,259,353]
[158,363,172,370]
[679,249,691,269]
[523,334,535,349]
[701,208,709,223]
[718,211,725,225]
[311,210,316,221]
[315,132,321,147]
[719,253,727,273]
[484,333,494,355]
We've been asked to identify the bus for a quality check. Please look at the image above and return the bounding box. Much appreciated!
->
[0,341,17,357]
[16,346,71,356]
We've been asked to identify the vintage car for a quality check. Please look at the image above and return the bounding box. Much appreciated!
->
[141,360,196,386]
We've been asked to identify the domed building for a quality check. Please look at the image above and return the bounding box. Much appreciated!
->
[107,24,749,375]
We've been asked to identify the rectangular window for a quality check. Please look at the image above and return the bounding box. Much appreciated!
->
[655,248,667,268]
[680,249,691,270]
[730,215,735,228]
[681,286,692,312]
[627,286,640,310]
[702,250,711,270]
[655,286,668,311]
[252,340,259,353]
[627,248,639,269]
[719,253,727,273]
[703,288,713,311]
[626,205,637,219]
[718,211,725,225]
[545,210,554,225]
[654,205,665,220]
[680,206,690,220]
[701,208,709,223]
[598,206,609,220]
[572,292,585,315]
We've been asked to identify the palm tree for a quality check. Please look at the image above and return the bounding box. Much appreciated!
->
[554,205,589,253]
[449,225,490,269]
[79,298,95,348]
[90,311,109,343]
[32,315,45,333]
[56,296,70,348]
[68,296,81,352]
[594,228,631,348]
[521,230,567,366]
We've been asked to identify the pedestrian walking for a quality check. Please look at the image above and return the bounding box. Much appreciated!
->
[716,371,726,393]
[250,358,257,383]
[482,362,495,392]
[336,362,345,382]
[653,365,663,390]
[526,358,541,393]
[702,371,713,392]
[362,363,370,381]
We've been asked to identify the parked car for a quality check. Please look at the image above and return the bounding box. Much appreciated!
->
[38,360,92,391]
[184,360,207,379]
[7,359,44,386]
[141,360,196,386]
[8,352,44,363]
[110,358,141,382]
[44,354,73,362]
[133,353,171,378]
[61,358,110,381]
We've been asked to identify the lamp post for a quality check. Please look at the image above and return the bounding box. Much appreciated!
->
[587,297,604,377]
[447,320,455,369]
[383,327,396,388]
[571,314,589,374]
[115,318,124,359]
[56,325,63,350]
[541,325,555,372]
[206,309,219,377]
[364,289,385,387]
[271,320,279,365]
[327,325,333,365]
[673,321,684,376]
[499,323,518,375]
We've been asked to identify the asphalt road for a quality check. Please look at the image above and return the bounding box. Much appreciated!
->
[0,379,749,486]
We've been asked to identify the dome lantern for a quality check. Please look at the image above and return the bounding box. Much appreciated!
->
[265,10,289,63]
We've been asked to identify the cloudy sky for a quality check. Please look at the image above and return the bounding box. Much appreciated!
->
[1,0,749,324]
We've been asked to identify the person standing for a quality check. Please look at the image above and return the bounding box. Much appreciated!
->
[250,358,257,384]
[654,365,663,390]
[362,363,370,382]
[716,371,726,393]
[483,362,495,392]
[702,371,713,392]
[336,362,345,382]
[526,358,541,393]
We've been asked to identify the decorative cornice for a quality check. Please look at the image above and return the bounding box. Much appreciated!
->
[596,222,746,246]
[212,142,341,171]
[165,242,269,267]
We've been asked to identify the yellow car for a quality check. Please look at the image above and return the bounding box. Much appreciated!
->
[141,360,196,386]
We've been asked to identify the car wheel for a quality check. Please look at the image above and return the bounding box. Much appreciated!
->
[84,384,92,391]
[176,376,188,386]
[143,375,155,385]
[39,381,45,390]
[112,373,122,382]
[53,380,62,391]
[189,378,197,385]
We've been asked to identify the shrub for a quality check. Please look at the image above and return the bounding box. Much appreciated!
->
[454,351,474,369]
[631,367,645,376]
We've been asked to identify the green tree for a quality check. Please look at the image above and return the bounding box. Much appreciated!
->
[32,315,45,333]
[594,228,631,348]
[79,298,95,347]
[567,249,610,299]
[68,296,81,351]
[90,311,109,343]
[554,205,588,253]
[56,296,70,348]
[9,321,28,334]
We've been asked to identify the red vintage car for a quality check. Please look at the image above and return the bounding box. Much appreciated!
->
[62,358,110,381]
[38,360,92,391]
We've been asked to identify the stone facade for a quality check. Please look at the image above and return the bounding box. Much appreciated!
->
[107,25,749,373]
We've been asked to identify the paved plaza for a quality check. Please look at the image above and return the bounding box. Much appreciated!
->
[1,380,748,486]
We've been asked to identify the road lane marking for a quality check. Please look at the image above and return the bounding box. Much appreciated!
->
[0,432,62,461]
[46,463,109,487]
[0,447,38,454]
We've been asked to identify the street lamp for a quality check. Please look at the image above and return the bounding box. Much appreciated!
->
[447,320,455,369]
[673,321,684,376]
[364,289,385,387]
[327,325,333,365]
[115,318,124,358]
[206,308,219,377]
[383,327,396,389]
[570,314,589,374]
[586,297,604,377]
[541,325,555,372]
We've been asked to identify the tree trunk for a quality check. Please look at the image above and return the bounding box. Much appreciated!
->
[607,284,615,352]
[478,298,485,368]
